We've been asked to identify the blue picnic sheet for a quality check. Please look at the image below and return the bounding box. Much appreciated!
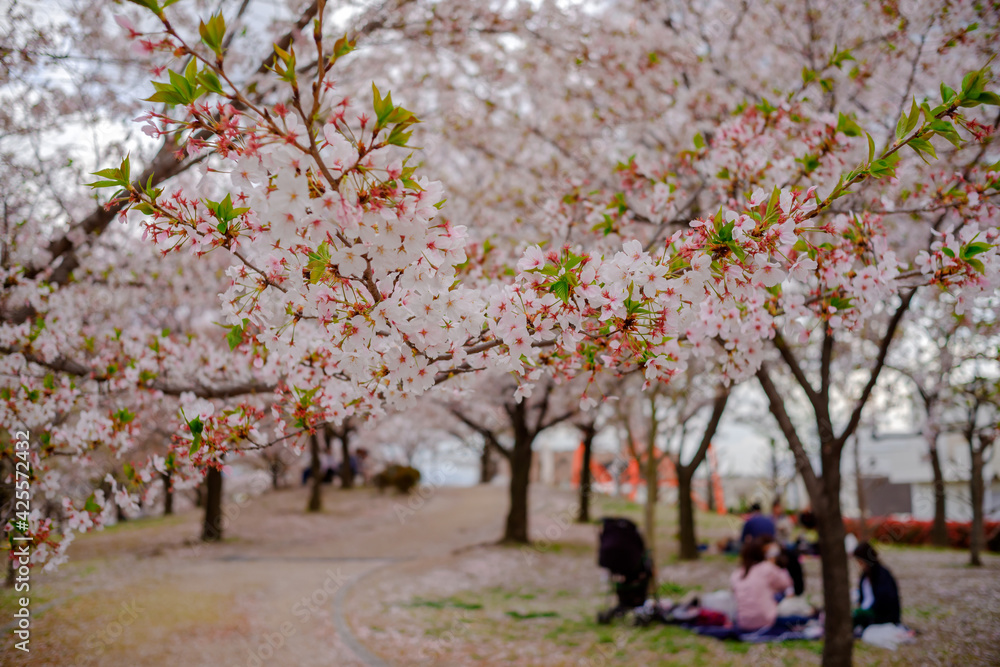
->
[693,616,822,643]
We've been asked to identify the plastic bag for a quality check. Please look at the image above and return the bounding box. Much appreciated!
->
[860,623,916,650]
[699,590,736,621]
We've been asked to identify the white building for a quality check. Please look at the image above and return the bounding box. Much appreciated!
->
[842,428,1000,522]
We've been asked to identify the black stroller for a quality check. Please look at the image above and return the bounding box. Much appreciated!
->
[596,517,653,624]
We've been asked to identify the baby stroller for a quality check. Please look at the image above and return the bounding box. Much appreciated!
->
[596,517,653,624]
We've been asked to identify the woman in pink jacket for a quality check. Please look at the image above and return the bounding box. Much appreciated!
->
[731,538,794,630]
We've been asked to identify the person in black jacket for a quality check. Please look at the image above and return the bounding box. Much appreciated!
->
[852,541,901,628]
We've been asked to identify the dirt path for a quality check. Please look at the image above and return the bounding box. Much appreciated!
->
[4,484,998,666]
[0,483,511,667]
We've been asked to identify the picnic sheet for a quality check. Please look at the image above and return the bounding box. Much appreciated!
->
[693,619,823,643]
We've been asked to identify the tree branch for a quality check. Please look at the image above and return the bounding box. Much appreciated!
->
[447,406,511,459]
[836,288,917,449]
[772,331,820,407]
[677,386,729,481]
[2,345,274,399]
[756,361,821,501]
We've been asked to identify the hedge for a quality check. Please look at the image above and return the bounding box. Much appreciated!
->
[844,517,1000,552]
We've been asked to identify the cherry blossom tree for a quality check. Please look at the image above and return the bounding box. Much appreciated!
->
[4,1,1000,665]
[616,369,729,564]
[447,374,578,543]
[888,297,968,546]
[952,374,999,567]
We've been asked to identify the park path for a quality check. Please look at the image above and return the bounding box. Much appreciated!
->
[0,483,518,667]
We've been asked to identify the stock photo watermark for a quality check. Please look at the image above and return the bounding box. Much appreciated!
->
[9,428,33,653]
[242,567,350,667]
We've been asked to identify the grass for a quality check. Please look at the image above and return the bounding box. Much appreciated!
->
[505,610,560,620]
[408,596,484,611]
[92,512,188,535]
[656,580,702,597]
[910,603,949,620]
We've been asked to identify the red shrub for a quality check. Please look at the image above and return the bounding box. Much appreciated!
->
[843,517,1000,552]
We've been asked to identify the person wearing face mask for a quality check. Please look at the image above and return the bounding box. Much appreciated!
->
[759,534,805,596]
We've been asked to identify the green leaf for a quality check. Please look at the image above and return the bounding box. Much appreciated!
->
[227,323,244,350]
[126,0,161,13]
[84,494,102,513]
[869,158,897,178]
[386,125,413,147]
[372,82,394,128]
[975,91,1000,106]
[940,83,956,103]
[961,242,990,258]
[184,57,198,85]
[550,276,571,303]
[188,417,204,456]
[693,132,705,150]
[961,70,982,97]
[908,137,937,163]
[829,46,855,69]
[903,97,921,136]
[927,119,961,147]
[866,133,876,163]
[86,180,122,189]
[199,13,226,55]
[830,296,853,310]
[332,35,356,61]
[197,69,224,95]
[796,154,821,174]
[837,112,863,137]
[894,111,908,142]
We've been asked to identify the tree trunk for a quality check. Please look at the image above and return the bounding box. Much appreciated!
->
[308,433,323,513]
[643,448,658,575]
[677,470,698,560]
[201,467,223,542]
[816,449,853,667]
[162,471,174,516]
[479,441,497,484]
[577,423,595,523]
[853,437,868,542]
[969,445,985,567]
[270,459,283,490]
[928,442,949,547]
[676,389,728,560]
[706,466,716,513]
[338,429,354,489]
[1,457,12,588]
[504,429,533,543]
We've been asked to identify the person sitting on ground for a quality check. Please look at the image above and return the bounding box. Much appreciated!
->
[320,448,336,484]
[355,448,370,485]
[730,538,794,631]
[759,534,805,596]
[852,541,901,629]
[794,508,820,555]
[772,498,794,545]
[740,502,776,544]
